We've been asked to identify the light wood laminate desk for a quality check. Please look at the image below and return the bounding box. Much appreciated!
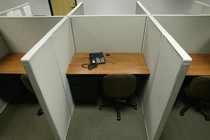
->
[67,53,149,103]
[0,53,26,97]
[0,53,25,74]
[67,53,149,75]
[187,54,210,76]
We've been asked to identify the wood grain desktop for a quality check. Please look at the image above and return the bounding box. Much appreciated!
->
[67,53,149,75]
[187,54,210,76]
[0,53,25,74]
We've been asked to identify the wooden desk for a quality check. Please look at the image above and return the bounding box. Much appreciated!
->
[0,53,25,74]
[187,54,210,76]
[67,53,149,75]
[67,53,149,103]
[0,53,26,100]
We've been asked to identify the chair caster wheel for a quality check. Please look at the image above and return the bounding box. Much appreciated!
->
[134,106,137,110]
[99,106,103,110]
[180,112,184,116]
[117,116,121,121]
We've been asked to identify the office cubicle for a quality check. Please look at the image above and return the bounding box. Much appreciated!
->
[20,2,192,140]
[0,16,63,113]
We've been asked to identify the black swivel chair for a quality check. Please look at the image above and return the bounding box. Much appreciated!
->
[99,74,137,121]
[180,76,210,121]
[20,74,44,116]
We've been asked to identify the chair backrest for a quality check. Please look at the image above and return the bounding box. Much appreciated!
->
[186,76,210,101]
[20,74,35,94]
[103,74,136,98]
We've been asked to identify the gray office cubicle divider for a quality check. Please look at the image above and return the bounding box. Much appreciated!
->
[142,16,191,140]
[136,1,151,15]
[68,2,147,53]
[0,34,8,58]
[47,17,75,115]
[154,15,210,54]
[191,1,210,14]
[0,17,63,53]
[22,17,75,140]
[70,15,146,52]
[70,1,149,16]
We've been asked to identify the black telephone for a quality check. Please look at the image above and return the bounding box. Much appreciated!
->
[89,52,106,64]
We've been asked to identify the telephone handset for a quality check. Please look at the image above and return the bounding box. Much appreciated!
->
[89,52,106,64]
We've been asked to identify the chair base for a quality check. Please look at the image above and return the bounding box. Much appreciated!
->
[180,104,210,121]
[37,108,44,116]
[99,99,137,121]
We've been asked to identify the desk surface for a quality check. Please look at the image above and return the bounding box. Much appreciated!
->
[67,53,149,75]
[0,53,25,74]
[187,54,210,76]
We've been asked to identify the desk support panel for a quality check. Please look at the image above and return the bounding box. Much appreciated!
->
[67,75,100,104]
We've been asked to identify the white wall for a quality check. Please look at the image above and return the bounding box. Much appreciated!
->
[0,0,51,16]
[139,0,196,14]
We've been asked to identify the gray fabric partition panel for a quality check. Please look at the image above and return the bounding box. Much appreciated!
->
[143,36,191,140]
[136,1,151,15]
[142,16,191,140]
[141,17,163,112]
[0,33,8,58]
[22,36,71,140]
[49,17,75,114]
[155,16,210,53]
[0,17,63,53]
[71,16,146,52]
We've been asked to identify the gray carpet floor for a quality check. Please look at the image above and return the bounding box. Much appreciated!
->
[1,94,210,140]
[67,96,147,140]
[0,95,55,140]
[160,99,210,140]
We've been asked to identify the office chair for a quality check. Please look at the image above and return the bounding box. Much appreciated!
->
[99,74,137,121]
[20,74,43,116]
[180,76,210,121]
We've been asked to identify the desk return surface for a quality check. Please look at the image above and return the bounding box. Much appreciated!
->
[187,54,210,76]
[67,53,149,103]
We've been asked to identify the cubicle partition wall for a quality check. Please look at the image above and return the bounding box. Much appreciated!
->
[47,17,75,114]
[136,1,151,15]
[191,1,210,14]
[68,2,147,52]
[0,17,63,53]
[21,17,75,140]
[71,15,146,52]
[0,3,33,16]
[0,34,8,58]
[142,16,191,140]
[154,15,210,54]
